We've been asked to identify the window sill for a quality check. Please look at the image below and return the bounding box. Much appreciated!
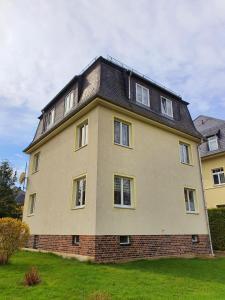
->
[214,183,225,187]
[114,205,135,210]
[71,205,86,210]
[161,113,174,120]
[32,170,39,175]
[114,143,133,150]
[74,144,88,152]
[27,213,35,217]
[120,243,131,246]
[180,162,193,167]
[186,211,199,215]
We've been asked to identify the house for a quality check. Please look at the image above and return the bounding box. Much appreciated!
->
[23,56,212,262]
[194,115,225,208]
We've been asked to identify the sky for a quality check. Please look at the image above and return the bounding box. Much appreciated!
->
[1,0,225,176]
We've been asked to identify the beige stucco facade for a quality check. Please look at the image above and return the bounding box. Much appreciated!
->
[201,154,225,208]
[23,99,209,236]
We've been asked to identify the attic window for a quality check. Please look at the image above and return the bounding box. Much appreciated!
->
[65,91,74,114]
[208,135,218,151]
[161,97,173,118]
[46,108,55,129]
[136,84,150,107]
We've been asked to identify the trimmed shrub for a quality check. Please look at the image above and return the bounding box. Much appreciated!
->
[0,218,30,264]
[24,267,41,286]
[208,208,225,250]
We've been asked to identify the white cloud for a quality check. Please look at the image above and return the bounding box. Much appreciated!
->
[0,0,225,156]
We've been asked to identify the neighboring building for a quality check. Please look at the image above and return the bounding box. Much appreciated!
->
[23,56,212,262]
[194,115,225,208]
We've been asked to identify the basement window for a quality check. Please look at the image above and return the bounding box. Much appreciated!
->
[119,236,131,245]
[72,235,80,245]
[191,235,199,244]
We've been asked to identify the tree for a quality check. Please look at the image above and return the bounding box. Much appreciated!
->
[0,161,17,218]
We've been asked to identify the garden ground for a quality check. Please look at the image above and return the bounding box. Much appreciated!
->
[1,251,225,299]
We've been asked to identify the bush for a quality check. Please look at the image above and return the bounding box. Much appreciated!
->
[87,291,112,300]
[0,218,30,264]
[24,266,41,286]
[208,208,225,250]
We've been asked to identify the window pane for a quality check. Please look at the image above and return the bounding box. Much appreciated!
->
[136,85,142,103]
[189,191,195,211]
[220,173,225,184]
[122,123,129,146]
[114,121,120,144]
[184,189,189,211]
[161,98,167,114]
[167,100,173,117]
[142,88,149,106]
[114,176,121,205]
[123,178,131,205]
[213,174,219,185]
[82,178,86,205]
[85,124,88,145]
[76,180,82,206]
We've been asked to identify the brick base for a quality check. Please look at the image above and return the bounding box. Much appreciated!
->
[26,234,212,263]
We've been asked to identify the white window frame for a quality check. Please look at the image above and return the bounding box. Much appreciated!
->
[73,176,86,208]
[46,108,55,129]
[208,135,219,151]
[119,235,131,245]
[179,142,190,165]
[136,83,150,107]
[32,152,40,173]
[28,193,36,215]
[77,122,88,149]
[114,175,133,208]
[161,96,173,118]
[184,188,197,213]
[114,119,130,147]
[65,91,74,115]
[212,168,225,185]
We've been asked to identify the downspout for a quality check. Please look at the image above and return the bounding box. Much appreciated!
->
[197,144,214,256]
[128,71,132,100]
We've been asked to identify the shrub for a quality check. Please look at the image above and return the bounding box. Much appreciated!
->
[24,267,41,286]
[208,208,225,250]
[87,291,112,300]
[0,218,30,264]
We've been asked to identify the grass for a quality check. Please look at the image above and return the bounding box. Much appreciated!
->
[1,251,225,299]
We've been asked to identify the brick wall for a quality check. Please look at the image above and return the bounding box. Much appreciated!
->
[26,234,211,263]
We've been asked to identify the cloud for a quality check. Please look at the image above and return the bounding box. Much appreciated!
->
[1,0,225,171]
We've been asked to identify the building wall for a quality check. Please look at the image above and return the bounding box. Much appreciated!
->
[202,154,225,208]
[23,107,99,235]
[96,105,209,235]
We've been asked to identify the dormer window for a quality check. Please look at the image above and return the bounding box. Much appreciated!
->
[136,84,150,107]
[46,108,55,129]
[208,135,218,151]
[161,97,173,118]
[65,91,74,114]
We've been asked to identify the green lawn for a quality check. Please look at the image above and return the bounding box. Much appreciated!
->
[1,251,225,299]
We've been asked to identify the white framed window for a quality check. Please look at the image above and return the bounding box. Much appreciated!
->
[161,96,173,118]
[72,235,80,245]
[208,136,219,151]
[78,122,88,148]
[180,143,190,164]
[136,84,150,107]
[184,188,196,213]
[28,193,36,215]
[65,91,74,114]
[32,152,40,173]
[114,119,130,147]
[119,236,131,245]
[114,175,132,208]
[212,168,225,185]
[46,108,55,129]
[73,176,86,208]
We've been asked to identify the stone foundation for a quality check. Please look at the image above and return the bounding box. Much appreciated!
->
[26,234,212,263]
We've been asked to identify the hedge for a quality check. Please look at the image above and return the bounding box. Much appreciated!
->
[208,208,225,250]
